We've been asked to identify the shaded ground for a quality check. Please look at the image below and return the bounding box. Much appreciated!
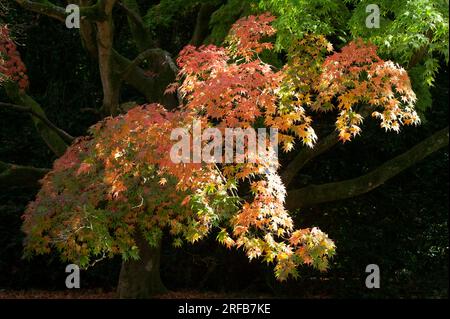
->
[0,289,272,299]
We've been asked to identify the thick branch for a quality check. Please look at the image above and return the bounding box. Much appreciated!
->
[0,161,49,189]
[113,50,180,109]
[408,30,433,69]
[17,1,115,116]
[0,102,75,144]
[15,0,103,22]
[282,106,373,187]
[281,130,339,187]
[286,126,449,210]
[78,0,99,58]
[117,1,144,28]
[190,2,222,46]
[96,0,120,116]
[14,0,66,21]
[117,0,154,51]
[122,48,177,80]
[3,82,68,156]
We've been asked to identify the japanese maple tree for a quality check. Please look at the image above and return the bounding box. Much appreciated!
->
[20,14,339,284]
[2,11,423,293]
[1,0,448,299]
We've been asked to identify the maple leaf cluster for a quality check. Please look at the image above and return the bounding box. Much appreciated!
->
[225,13,276,61]
[23,13,421,280]
[0,25,29,91]
[277,34,334,148]
[315,39,420,141]
[23,105,233,264]
[176,16,319,153]
[23,102,334,279]
[173,16,337,279]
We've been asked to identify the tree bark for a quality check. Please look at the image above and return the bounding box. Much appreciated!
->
[117,232,167,298]
[0,161,49,189]
[96,0,121,116]
[281,106,373,187]
[286,126,449,210]
[118,0,154,52]
[190,2,222,46]
[14,0,67,21]
[16,1,175,297]
[3,82,68,156]
[0,102,74,144]
[281,130,339,187]
[116,48,180,109]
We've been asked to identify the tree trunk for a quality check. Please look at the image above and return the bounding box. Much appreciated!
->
[117,232,167,298]
[190,2,221,46]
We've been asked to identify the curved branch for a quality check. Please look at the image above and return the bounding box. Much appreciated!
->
[117,0,154,51]
[122,49,161,79]
[114,49,180,109]
[282,106,373,187]
[122,48,177,80]
[190,2,223,46]
[286,126,449,210]
[0,102,75,144]
[117,1,144,28]
[281,130,338,187]
[14,0,66,22]
[0,161,49,189]
[3,82,68,156]
[15,0,103,22]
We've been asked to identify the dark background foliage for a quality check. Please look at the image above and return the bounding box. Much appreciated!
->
[0,1,447,298]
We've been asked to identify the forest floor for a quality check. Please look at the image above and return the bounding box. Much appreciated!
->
[0,289,272,299]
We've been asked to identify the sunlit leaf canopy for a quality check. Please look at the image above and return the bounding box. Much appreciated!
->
[1,0,447,283]
[207,0,448,112]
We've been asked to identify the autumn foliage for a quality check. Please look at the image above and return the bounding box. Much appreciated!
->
[316,39,420,141]
[0,25,29,91]
[20,14,420,280]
